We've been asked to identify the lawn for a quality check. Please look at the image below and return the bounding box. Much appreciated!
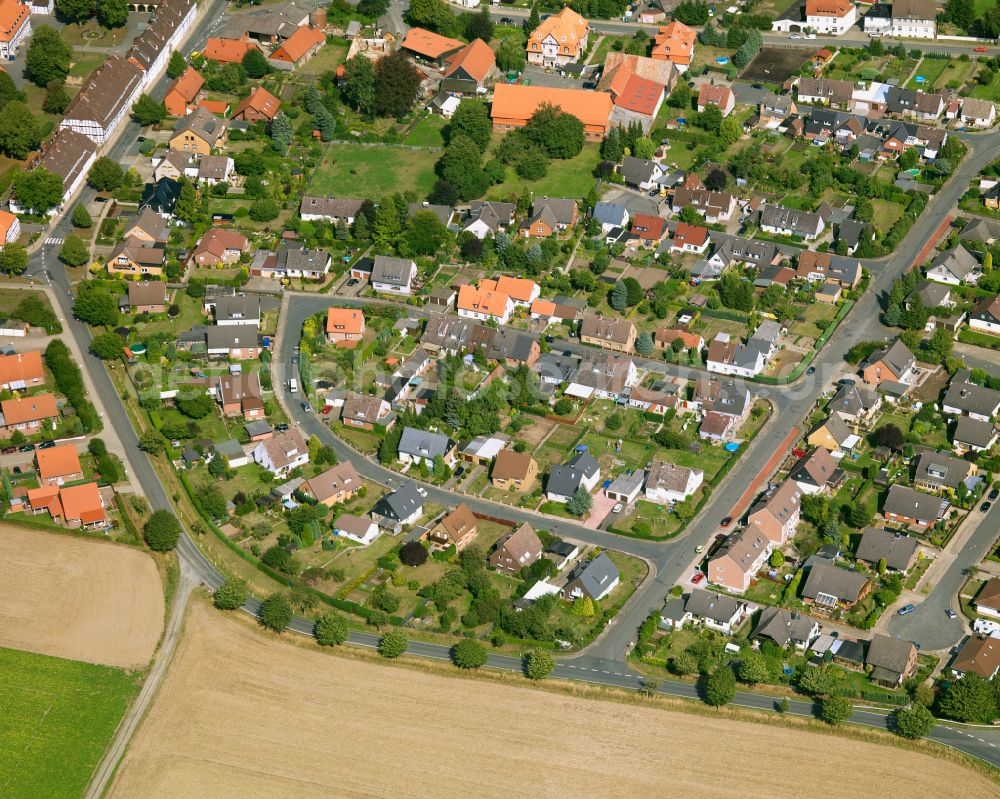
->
[906,58,948,90]
[0,647,142,799]
[932,59,977,90]
[403,114,447,148]
[871,199,904,234]
[970,67,1000,99]
[309,143,440,198]
[487,141,601,201]
[298,39,349,76]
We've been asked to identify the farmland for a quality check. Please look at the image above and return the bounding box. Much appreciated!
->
[108,603,995,799]
[0,525,163,668]
[0,647,142,799]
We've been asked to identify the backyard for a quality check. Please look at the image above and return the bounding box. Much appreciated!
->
[309,143,440,198]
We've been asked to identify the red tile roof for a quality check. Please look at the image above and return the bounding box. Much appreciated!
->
[615,74,664,115]
[401,27,463,59]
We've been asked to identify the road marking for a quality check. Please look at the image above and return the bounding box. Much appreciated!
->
[45,237,63,245]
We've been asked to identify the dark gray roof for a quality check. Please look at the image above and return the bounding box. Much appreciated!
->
[866,634,915,675]
[373,481,423,521]
[566,552,619,598]
[883,484,947,522]
[910,279,951,309]
[532,352,581,383]
[372,256,415,287]
[244,420,272,437]
[759,205,823,236]
[487,328,536,363]
[206,324,259,351]
[660,596,688,623]
[684,588,741,624]
[954,416,998,448]
[408,202,454,227]
[214,296,260,323]
[830,381,880,418]
[929,246,979,280]
[593,201,629,226]
[621,155,661,186]
[532,197,577,226]
[398,426,452,459]
[855,527,919,571]
[863,339,914,378]
[943,373,1000,417]
[547,451,600,496]
[753,606,816,647]
[801,558,870,603]
[913,450,969,490]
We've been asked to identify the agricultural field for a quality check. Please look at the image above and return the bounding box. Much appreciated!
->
[1,647,143,799]
[0,525,163,668]
[109,602,996,799]
[308,143,440,197]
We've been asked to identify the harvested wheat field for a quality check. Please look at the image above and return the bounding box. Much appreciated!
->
[110,603,995,799]
[0,524,163,668]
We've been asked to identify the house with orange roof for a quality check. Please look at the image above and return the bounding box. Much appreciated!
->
[670,222,710,253]
[494,275,540,307]
[651,21,696,72]
[457,283,514,324]
[773,0,857,35]
[0,209,20,245]
[0,0,31,60]
[442,38,496,88]
[59,482,107,528]
[326,308,366,347]
[631,213,667,242]
[491,84,613,141]
[0,393,58,437]
[655,328,705,352]
[527,7,589,67]
[0,351,44,390]
[232,87,281,122]
[198,99,231,116]
[697,84,735,116]
[164,66,205,116]
[36,444,83,486]
[401,27,464,63]
[268,24,326,70]
[204,36,258,64]
[613,74,666,119]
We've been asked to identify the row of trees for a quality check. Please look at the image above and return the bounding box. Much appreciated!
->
[55,0,127,28]
[341,51,422,120]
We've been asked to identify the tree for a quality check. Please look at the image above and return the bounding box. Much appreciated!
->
[378,629,408,658]
[938,673,998,723]
[90,333,124,360]
[632,137,655,160]
[88,157,125,192]
[358,0,390,16]
[696,105,723,134]
[315,612,350,646]
[522,103,585,159]
[719,116,741,146]
[820,695,853,725]
[797,666,836,697]
[453,638,488,669]
[566,485,592,517]
[56,0,94,21]
[439,134,490,201]
[59,235,90,267]
[0,243,28,276]
[144,509,181,551]
[704,665,736,706]
[270,111,292,153]
[167,51,187,79]
[465,4,494,41]
[705,167,727,191]
[342,55,377,116]
[259,593,293,632]
[408,0,454,30]
[0,71,24,111]
[71,203,92,229]
[769,550,785,568]
[214,576,248,610]
[446,100,492,152]
[40,79,70,117]
[891,702,935,739]
[405,210,449,255]
[242,48,271,79]
[399,540,428,567]
[195,482,227,519]
[97,0,128,28]
[869,423,905,451]
[132,94,167,126]
[174,180,203,224]
[670,651,698,675]
[14,166,62,215]
[26,26,72,87]
[262,545,298,575]
[609,281,628,311]
[667,81,691,110]
[208,454,228,478]
[374,51,422,119]
[635,331,654,356]
[249,198,279,222]
[943,0,975,28]
[525,648,555,680]
[139,429,166,455]
[674,0,709,24]
[737,652,771,685]
[495,36,525,72]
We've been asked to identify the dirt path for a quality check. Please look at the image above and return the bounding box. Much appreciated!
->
[0,524,163,668]
[109,602,997,799]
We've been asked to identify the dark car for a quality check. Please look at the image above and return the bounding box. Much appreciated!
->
[982,501,993,513]
[990,488,999,501]
[38,441,56,449]
[500,16,514,24]
[720,516,732,527]
[301,401,312,413]
[806,366,816,376]
[276,423,289,432]
[347,278,359,287]
[453,466,465,479]
[545,335,555,343]
[1,446,16,455]
[18,444,35,452]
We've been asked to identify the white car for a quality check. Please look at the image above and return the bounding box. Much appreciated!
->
[612,503,624,513]
[789,33,802,39]
[805,32,816,39]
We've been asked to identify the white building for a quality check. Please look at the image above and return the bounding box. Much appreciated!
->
[332,513,380,545]
[644,461,703,505]
[371,255,417,295]
[805,0,856,34]
[0,0,31,60]
[11,128,97,216]
[59,55,144,146]
[251,431,310,477]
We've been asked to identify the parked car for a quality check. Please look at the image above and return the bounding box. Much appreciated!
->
[695,544,704,554]
[612,503,624,513]
[990,488,999,501]
[789,33,802,39]
[975,46,989,52]
[453,466,465,479]
[946,609,957,619]
[18,444,35,452]
[38,441,56,449]
[806,366,816,376]
[0,446,15,455]
[346,278,359,287]
[982,501,993,513]
[691,572,705,584]
[276,423,289,432]
[897,603,916,616]
[720,516,732,527]
[301,402,312,412]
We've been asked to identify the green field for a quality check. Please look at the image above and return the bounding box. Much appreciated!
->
[309,143,440,198]
[970,67,1000,99]
[487,142,601,201]
[403,114,447,148]
[0,647,143,799]
[871,198,905,234]
[906,58,948,90]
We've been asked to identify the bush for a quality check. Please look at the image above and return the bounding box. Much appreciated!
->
[452,639,488,669]
[314,612,349,646]
[143,509,181,551]
[400,539,429,566]
[259,593,293,632]
[213,576,248,610]
[891,703,935,739]
[524,649,555,680]
[704,665,736,706]
[820,695,853,725]
[378,629,408,658]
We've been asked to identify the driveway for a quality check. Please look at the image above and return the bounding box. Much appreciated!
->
[584,491,619,529]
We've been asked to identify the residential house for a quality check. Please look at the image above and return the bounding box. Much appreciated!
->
[232,87,281,123]
[682,588,747,634]
[268,24,326,70]
[748,479,802,545]
[60,54,143,146]
[802,558,873,610]
[487,328,540,367]
[855,527,920,572]
[299,196,365,224]
[564,351,638,401]
[0,210,20,246]
[752,607,820,650]
[789,448,839,495]
[400,27,463,63]
[708,527,772,593]
[758,95,796,129]
[867,634,918,687]
[670,222,709,253]
[206,326,260,360]
[427,503,478,551]
[139,177,182,218]
[26,482,107,529]
[332,513,379,545]
[861,339,916,386]
[796,251,862,288]
[953,416,998,454]
[215,372,265,419]
[626,384,679,415]
[490,523,543,573]
[912,450,974,493]
[106,237,165,277]
[252,245,332,281]
[214,296,260,326]
[644,460,703,505]
[197,155,234,186]
[460,434,509,465]
[397,426,455,467]
[491,450,539,492]
[563,552,620,601]
[621,156,666,191]
[251,429,309,477]
[214,439,249,469]
[370,481,424,530]
[697,84,735,116]
[772,0,857,34]
[706,332,767,379]
[530,299,580,326]
[442,38,496,89]
[546,452,601,502]
[942,372,1000,421]
[464,201,516,240]
[807,414,859,454]
[457,282,514,324]
[654,329,704,353]
[960,97,996,128]
[0,351,43,391]
[204,36,257,63]
[491,84,612,141]
[523,196,578,237]
[325,308,365,347]
[974,578,1000,618]
[164,66,205,116]
[631,213,667,243]
[950,635,1000,679]
[190,228,249,268]
[650,20,696,71]
[371,256,417,295]
[169,106,228,155]
[873,0,936,39]
[125,282,167,314]
[303,461,362,506]
[882,484,946,528]
[886,86,945,120]
[15,129,96,215]
[35,444,83,486]
[526,7,589,67]
[593,201,630,233]
[153,149,193,182]
[759,205,825,240]
[340,392,393,430]
[829,380,882,425]
[969,294,1000,336]
[926,246,980,286]
[692,377,752,422]
[671,188,737,223]
[796,78,853,107]
[579,314,637,353]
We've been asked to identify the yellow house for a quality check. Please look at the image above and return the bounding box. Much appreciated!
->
[106,236,165,277]
[491,450,539,492]
[806,415,852,453]
[168,106,228,156]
